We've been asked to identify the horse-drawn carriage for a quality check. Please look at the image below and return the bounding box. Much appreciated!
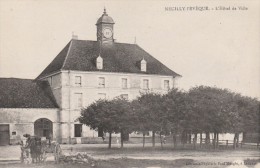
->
[20,135,62,164]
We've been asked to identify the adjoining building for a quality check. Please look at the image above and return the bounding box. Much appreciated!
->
[0,9,180,145]
[0,79,59,145]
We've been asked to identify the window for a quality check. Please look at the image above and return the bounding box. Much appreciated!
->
[120,94,128,100]
[75,93,83,108]
[164,80,170,90]
[98,77,105,88]
[98,93,106,100]
[74,124,82,137]
[143,79,149,89]
[98,127,104,137]
[121,78,127,89]
[75,76,82,86]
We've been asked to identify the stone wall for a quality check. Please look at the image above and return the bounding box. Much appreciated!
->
[0,108,59,144]
[58,71,176,140]
[60,70,175,109]
[39,70,178,141]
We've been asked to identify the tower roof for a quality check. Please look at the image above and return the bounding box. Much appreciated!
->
[96,8,115,25]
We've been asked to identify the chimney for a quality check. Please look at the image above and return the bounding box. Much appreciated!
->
[72,32,78,40]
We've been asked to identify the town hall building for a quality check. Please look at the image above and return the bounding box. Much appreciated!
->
[0,9,180,145]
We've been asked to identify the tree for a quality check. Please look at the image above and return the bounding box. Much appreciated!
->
[188,86,237,149]
[134,92,165,148]
[163,88,191,148]
[131,99,150,148]
[110,98,134,148]
[78,98,133,148]
[78,85,259,150]
[228,94,260,148]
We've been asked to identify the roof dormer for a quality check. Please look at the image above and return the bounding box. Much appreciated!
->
[141,58,147,72]
[96,55,103,70]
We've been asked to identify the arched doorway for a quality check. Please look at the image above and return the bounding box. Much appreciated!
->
[34,118,53,139]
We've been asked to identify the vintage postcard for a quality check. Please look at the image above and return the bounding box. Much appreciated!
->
[0,0,259,167]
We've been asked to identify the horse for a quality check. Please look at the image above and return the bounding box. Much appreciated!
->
[20,136,42,163]
[20,137,62,164]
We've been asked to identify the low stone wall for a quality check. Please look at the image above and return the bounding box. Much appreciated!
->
[59,136,164,145]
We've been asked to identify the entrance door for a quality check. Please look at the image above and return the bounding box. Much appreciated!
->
[0,125,9,145]
[34,118,53,139]
[98,127,104,137]
[74,124,82,137]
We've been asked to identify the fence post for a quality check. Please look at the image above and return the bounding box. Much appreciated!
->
[240,141,242,148]
[226,140,228,149]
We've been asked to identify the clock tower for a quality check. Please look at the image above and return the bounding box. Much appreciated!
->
[96,8,115,45]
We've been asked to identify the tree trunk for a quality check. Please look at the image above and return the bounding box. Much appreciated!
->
[160,131,163,149]
[205,132,210,144]
[182,133,185,144]
[173,133,177,149]
[213,132,216,149]
[188,134,192,144]
[120,131,124,148]
[172,133,174,147]
[193,133,197,149]
[216,132,219,149]
[233,133,239,149]
[152,131,155,147]
[206,132,210,149]
[181,131,186,148]
[236,133,239,148]
[242,132,246,142]
[143,133,145,148]
[233,133,236,149]
[200,132,202,148]
[181,132,185,144]
[108,132,112,149]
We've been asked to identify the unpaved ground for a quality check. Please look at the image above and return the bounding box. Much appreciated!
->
[0,144,259,168]
[0,158,259,168]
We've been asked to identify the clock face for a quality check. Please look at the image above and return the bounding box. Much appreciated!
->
[102,28,113,38]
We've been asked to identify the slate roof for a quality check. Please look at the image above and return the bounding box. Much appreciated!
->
[0,78,59,108]
[37,39,180,79]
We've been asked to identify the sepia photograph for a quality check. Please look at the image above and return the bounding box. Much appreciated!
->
[0,0,259,167]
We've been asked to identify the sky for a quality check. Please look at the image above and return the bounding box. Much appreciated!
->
[0,0,259,99]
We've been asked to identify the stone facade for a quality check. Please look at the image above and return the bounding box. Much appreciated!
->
[0,108,59,144]
[39,70,176,143]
